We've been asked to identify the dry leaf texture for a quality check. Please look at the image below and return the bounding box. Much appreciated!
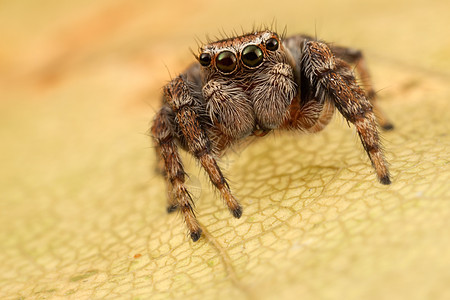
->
[0,0,449,299]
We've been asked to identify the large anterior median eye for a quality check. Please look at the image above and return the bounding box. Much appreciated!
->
[216,51,237,74]
[242,45,264,68]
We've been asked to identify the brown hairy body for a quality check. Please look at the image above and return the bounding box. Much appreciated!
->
[151,31,393,242]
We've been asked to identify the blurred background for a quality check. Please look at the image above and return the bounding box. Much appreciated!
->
[1,0,449,299]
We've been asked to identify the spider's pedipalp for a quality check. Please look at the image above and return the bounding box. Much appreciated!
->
[252,62,297,129]
[203,79,255,139]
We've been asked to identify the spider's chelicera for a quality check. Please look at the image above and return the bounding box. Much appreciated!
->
[151,30,393,242]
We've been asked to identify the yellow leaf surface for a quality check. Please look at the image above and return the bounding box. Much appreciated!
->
[1,0,449,299]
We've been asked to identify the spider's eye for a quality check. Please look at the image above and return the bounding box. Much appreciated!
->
[265,38,279,51]
[242,45,264,68]
[216,51,237,74]
[199,53,211,66]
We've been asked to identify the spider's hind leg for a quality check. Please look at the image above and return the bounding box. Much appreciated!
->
[302,40,391,184]
[331,45,394,130]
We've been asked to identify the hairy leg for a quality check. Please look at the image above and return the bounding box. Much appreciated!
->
[176,107,242,219]
[306,101,335,133]
[152,106,171,177]
[280,98,335,133]
[151,106,201,239]
[331,45,394,130]
[302,41,391,184]
[162,75,242,241]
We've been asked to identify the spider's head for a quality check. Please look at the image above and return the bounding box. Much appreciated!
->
[198,30,297,131]
[197,30,293,77]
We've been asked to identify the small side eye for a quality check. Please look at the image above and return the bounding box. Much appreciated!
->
[242,45,264,68]
[265,38,279,51]
[216,51,237,74]
[199,53,211,66]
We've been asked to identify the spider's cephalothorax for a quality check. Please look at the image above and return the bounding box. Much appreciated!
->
[151,30,393,242]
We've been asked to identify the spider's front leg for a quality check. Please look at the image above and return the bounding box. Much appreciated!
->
[154,75,242,241]
[302,41,391,184]
[331,45,394,130]
[152,105,200,239]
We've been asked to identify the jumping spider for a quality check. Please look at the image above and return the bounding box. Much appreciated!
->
[151,30,393,242]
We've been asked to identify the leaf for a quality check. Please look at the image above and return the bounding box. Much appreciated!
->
[1,1,450,300]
